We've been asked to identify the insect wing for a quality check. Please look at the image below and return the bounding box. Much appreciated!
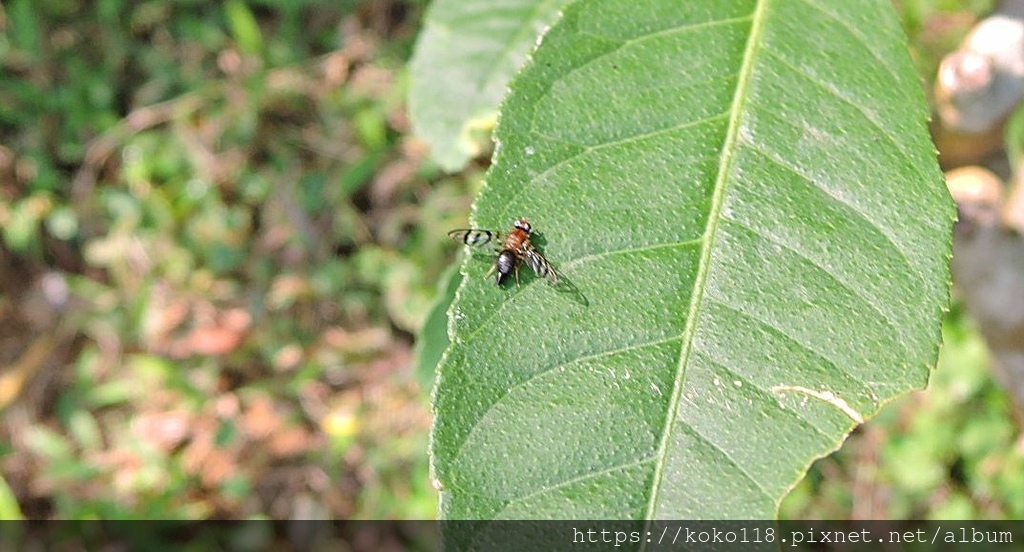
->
[448,228,501,247]
[524,248,559,284]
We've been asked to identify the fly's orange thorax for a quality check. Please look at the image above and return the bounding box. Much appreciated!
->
[505,217,533,252]
[505,228,529,252]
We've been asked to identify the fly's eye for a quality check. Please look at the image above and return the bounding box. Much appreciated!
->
[515,219,532,233]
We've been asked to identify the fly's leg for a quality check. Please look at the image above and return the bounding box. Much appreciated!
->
[482,248,501,281]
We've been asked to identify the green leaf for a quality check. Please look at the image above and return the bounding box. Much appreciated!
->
[1005,102,1024,170]
[433,0,953,521]
[224,0,264,56]
[6,0,41,54]
[409,0,573,172]
[0,473,24,521]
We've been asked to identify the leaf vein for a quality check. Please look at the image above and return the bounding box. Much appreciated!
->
[760,48,921,181]
[496,113,729,224]
[718,215,909,358]
[578,13,753,45]
[677,419,775,504]
[451,337,682,478]
[455,241,700,349]
[644,0,768,523]
[741,139,927,288]
[694,349,832,440]
[501,456,657,511]
[795,0,902,85]
[562,238,704,271]
[703,295,873,396]
[531,105,731,151]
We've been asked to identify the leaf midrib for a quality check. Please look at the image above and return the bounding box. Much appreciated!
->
[643,0,770,521]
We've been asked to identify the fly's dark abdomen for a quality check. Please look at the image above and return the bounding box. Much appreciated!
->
[495,249,517,285]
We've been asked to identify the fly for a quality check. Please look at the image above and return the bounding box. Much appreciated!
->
[448,217,560,286]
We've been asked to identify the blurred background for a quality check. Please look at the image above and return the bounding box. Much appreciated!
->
[0,0,1022,528]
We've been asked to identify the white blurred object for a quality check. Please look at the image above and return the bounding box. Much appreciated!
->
[936,1,1024,133]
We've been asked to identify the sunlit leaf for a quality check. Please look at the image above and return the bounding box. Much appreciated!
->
[433,0,953,521]
[0,474,24,521]
[225,0,264,55]
[409,0,573,171]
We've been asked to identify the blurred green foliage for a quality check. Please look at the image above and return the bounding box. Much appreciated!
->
[0,0,472,523]
[0,0,1020,527]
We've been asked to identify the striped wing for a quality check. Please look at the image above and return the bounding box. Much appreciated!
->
[448,229,502,247]
[524,247,560,284]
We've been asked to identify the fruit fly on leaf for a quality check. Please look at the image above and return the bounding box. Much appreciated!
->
[448,218,560,286]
